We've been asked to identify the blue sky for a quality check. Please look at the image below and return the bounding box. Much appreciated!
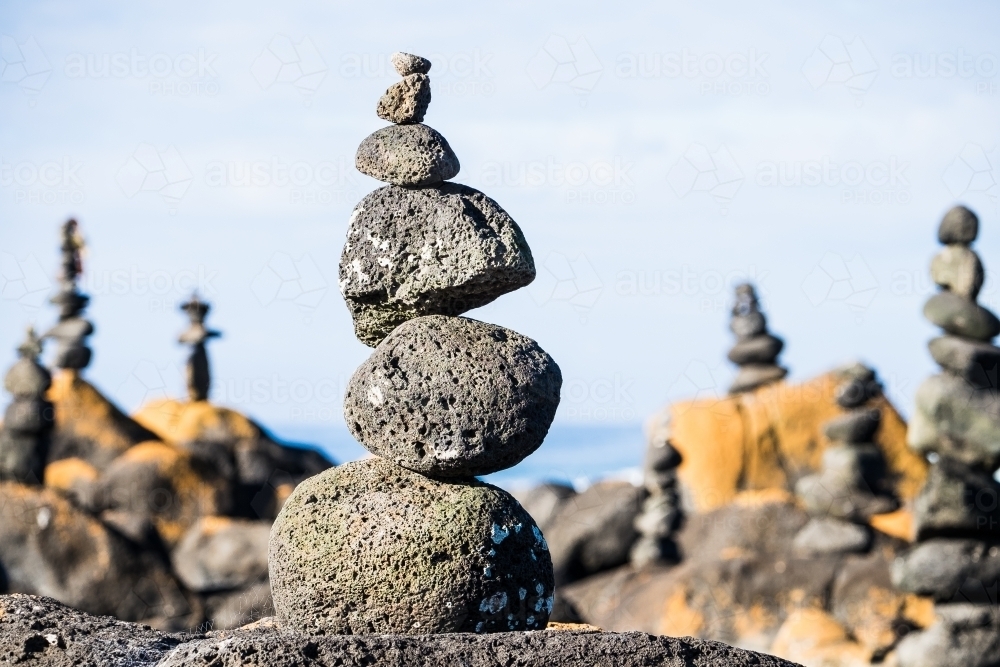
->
[1,1,999,474]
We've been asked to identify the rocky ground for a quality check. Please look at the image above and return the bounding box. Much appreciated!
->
[0,594,801,667]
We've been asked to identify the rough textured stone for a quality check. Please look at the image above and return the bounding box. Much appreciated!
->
[391,51,431,76]
[908,373,1000,470]
[728,364,787,394]
[932,244,985,300]
[924,291,1000,341]
[377,73,431,124]
[269,458,554,635]
[171,517,270,593]
[729,312,766,339]
[914,456,1000,539]
[344,316,561,477]
[355,123,459,186]
[0,594,800,667]
[339,183,535,346]
[892,538,1000,601]
[939,205,979,245]
[726,334,783,365]
[896,603,1000,667]
[791,516,870,555]
[5,356,51,398]
[0,594,195,667]
[0,483,196,628]
[822,408,881,443]
[834,374,881,409]
[796,472,897,520]
[928,335,1000,389]
[543,481,646,585]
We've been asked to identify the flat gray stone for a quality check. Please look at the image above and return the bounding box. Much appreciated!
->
[728,364,787,394]
[344,316,560,476]
[171,518,270,593]
[795,472,897,520]
[892,538,1000,601]
[4,357,51,398]
[909,373,1000,470]
[792,516,870,556]
[268,458,554,635]
[355,123,459,186]
[822,407,881,443]
[339,183,535,346]
[896,603,1000,667]
[932,244,984,301]
[834,370,881,409]
[726,334,783,365]
[924,291,1000,341]
[391,51,431,76]
[939,205,979,245]
[913,456,1000,539]
[377,73,430,124]
[929,335,1000,389]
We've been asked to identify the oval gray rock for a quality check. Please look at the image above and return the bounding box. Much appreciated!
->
[728,364,786,394]
[726,334,783,365]
[377,73,430,124]
[268,458,555,635]
[924,291,1000,341]
[931,245,984,301]
[928,335,1000,389]
[344,316,561,476]
[908,372,1000,469]
[356,123,459,186]
[340,184,535,346]
[939,205,979,245]
[391,51,431,76]
[823,408,881,443]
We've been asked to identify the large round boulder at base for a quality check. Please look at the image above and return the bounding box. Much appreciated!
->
[339,183,535,347]
[268,458,555,635]
[344,316,561,477]
[0,594,800,667]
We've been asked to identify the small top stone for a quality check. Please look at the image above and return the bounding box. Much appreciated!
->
[391,52,431,76]
[938,205,979,245]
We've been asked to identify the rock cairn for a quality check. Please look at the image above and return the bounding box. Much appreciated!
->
[793,364,897,555]
[269,52,562,635]
[44,219,94,371]
[630,411,682,567]
[0,327,54,483]
[178,294,220,402]
[893,206,1000,667]
[727,283,787,394]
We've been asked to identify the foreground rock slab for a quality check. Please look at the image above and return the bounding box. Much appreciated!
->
[0,594,801,667]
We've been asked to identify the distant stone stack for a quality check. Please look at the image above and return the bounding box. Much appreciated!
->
[44,219,94,370]
[630,411,681,567]
[178,294,220,402]
[892,206,1000,667]
[792,364,897,556]
[727,283,787,394]
[269,52,561,635]
[0,328,54,483]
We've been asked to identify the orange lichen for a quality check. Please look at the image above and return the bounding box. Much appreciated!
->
[134,398,259,446]
[732,488,795,508]
[667,372,928,513]
[43,457,98,491]
[659,588,705,637]
[770,608,871,667]
[545,622,602,632]
[869,509,914,542]
[903,594,935,629]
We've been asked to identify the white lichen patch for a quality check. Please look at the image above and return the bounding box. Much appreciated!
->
[518,588,527,600]
[491,523,510,544]
[532,525,548,550]
[479,591,508,614]
[366,384,384,406]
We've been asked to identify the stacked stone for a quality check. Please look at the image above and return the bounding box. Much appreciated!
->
[892,206,1000,667]
[0,327,54,483]
[727,283,787,394]
[269,52,562,636]
[793,364,897,555]
[44,219,94,371]
[178,293,220,402]
[629,414,682,567]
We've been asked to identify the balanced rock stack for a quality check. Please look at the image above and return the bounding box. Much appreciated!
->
[727,282,787,394]
[44,219,94,371]
[792,364,897,556]
[0,328,54,483]
[630,413,682,567]
[892,206,1000,667]
[269,52,562,635]
[178,293,220,402]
